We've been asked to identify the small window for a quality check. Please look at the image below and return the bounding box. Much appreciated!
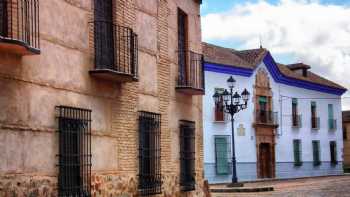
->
[57,106,92,196]
[214,88,225,121]
[328,104,336,130]
[215,136,231,175]
[330,141,337,165]
[180,120,196,191]
[138,111,162,196]
[293,139,302,166]
[311,102,318,129]
[312,140,321,166]
[292,98,299,127]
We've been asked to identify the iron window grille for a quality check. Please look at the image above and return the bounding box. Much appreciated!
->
[311,117,320,130]
[176,8,204,93]
[91,0,138,79]
[292,115,302,128]
[56,106,92,197]
[255,110,278,125]
[0,0,40,53]
[138,111,161,196]
[180,120,196,191]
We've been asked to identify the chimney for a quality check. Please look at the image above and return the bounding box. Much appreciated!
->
[287,63,311,77]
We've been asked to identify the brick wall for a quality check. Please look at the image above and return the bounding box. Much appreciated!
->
[0,0,205,196]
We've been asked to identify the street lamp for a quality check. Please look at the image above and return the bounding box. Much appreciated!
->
[213,76,250,187]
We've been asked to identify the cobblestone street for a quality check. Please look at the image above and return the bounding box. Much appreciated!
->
[212,175,350,197]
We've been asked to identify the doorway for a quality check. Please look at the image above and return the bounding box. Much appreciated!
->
[259,143,272,178]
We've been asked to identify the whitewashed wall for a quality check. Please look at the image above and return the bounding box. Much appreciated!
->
[203,62,344,183]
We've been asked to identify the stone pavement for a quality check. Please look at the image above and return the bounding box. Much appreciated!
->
[211,175,350,197]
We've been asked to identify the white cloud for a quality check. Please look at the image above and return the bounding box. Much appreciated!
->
[202,0,350,109]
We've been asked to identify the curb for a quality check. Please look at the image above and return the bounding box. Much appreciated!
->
[209,174,349,186]
[210,187,274,193]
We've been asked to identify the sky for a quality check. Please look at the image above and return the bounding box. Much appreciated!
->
[200,0,350,110]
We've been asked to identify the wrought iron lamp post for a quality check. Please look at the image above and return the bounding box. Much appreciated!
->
[213,76,250,187]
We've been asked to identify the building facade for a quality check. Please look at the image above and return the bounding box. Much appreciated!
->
[343,111,350,170]
[202,43,347,183]
[0,0,206,196]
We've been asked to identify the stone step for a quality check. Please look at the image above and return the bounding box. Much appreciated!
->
[210,186,274,193]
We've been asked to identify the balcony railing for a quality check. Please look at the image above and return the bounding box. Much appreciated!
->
[328,119,337,130]
[89,21,138,82]
[0,0,40,55]
[176,50,205,95]
[292,114,302,128]
[311,117,320,130]
[255,110,278,126]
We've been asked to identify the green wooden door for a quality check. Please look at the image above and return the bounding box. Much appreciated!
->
[215,137,229,175]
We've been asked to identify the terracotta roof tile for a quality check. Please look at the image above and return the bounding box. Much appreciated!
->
[203,42,346,91]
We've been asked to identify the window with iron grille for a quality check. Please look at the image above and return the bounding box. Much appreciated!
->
[330,141,337,165]
[214,88,225,122]
[138,111,161,196]
[293,139,302,166]
[312,140,321,166]
[178,8,188,86]
[56,106,92,197]
[180,120,196,191]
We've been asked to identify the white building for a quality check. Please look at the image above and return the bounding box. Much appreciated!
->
[202,43,347,183]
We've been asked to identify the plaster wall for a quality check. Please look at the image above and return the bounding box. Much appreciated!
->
[203,61,344,183]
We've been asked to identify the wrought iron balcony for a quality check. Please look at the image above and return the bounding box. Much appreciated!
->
[311,117,320,130]
[176,50,205,95]
[292,114,302,128]
[0,0,40,55]
[89,21,138,82]
[254,110,279,126]
[328,119,337,131]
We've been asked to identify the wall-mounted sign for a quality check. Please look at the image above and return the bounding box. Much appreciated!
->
[237,124,245,136]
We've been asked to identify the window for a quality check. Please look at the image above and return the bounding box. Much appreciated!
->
[177,8,188,86]
[214,88,225,121]
[292,98,300,127]
[330,141,337,165]
[312,140,321,166]
[344,126,348,140]
[311,101,319,129]
[94,0,114,67]
[293,139,302,166]
[215,136,231,175]
[57,106,92,196]
[328,104,336,130]
[138,111,161,196]
[180,120,196,191]
[0,0,8,37]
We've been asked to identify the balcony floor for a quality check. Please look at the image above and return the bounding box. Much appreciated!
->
[176,86,205,95]
[89,69,137,83]
[0,37,40,55]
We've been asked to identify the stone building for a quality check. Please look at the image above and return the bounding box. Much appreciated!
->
[0,0,205,196]
[342,111,350,170]
[202,43,346,183]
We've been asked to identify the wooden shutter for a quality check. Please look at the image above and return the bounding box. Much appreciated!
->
[94,0,115,69]
[293,139,302,166]
[215,137,229,175]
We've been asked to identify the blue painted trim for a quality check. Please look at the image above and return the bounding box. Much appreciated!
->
[204,62,253,77]
[203,54,347,96]
[263,52,347,96]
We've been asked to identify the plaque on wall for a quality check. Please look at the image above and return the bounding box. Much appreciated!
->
[237,124,245,136]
